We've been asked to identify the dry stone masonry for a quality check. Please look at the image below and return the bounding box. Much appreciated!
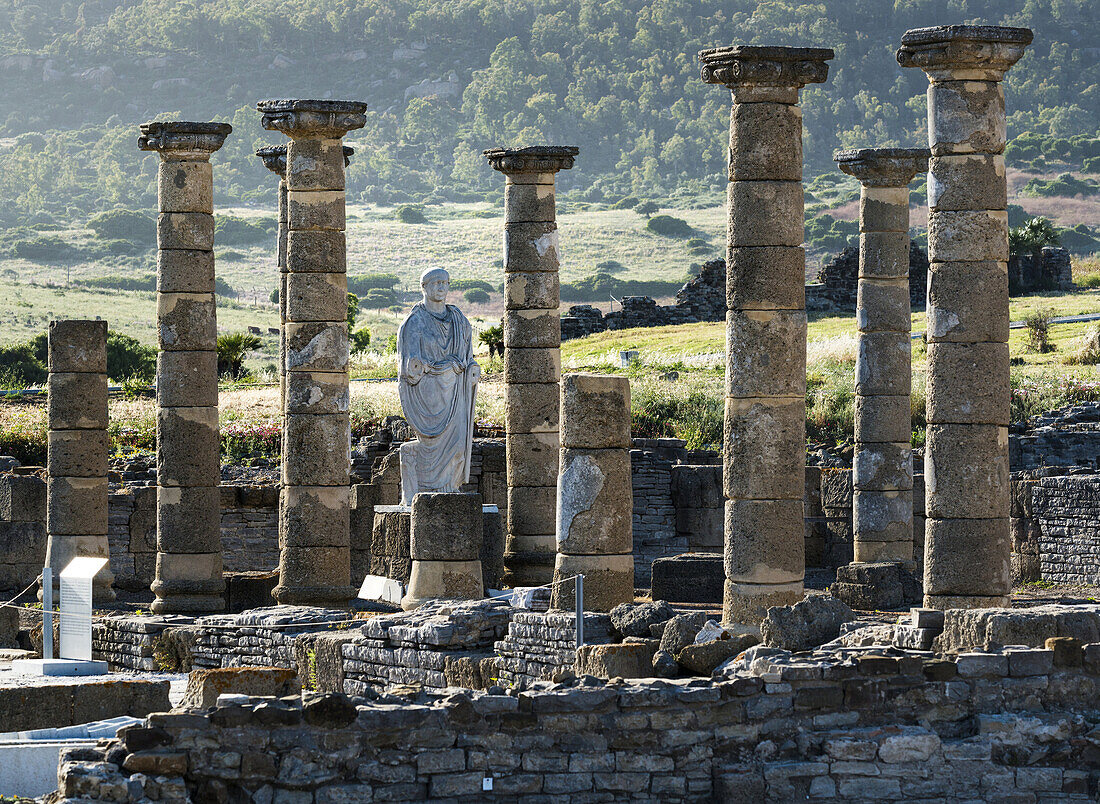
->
[484,145,577,587]
[552,373,634,612]
[258,99,366,608]
[45,319,113,601]
[700,44,833,628]
[898,25,1033,610]
[140,121,231,614]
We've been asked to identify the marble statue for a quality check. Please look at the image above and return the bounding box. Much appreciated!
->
[397,268,481,505]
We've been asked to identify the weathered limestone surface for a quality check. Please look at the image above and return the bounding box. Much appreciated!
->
[700,44,833,628]
[259,99,366,607]
[485,146,578,587]
[552,373,633,612]
[44,319,114,600]
[899,24,1032,610]
[140,120,231,613]
[401,492,485,610]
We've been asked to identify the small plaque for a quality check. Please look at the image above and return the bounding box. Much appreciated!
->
[59,556,108,661]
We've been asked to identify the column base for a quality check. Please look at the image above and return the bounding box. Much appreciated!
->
[923,593,1011,611]
[831,561,921,612]
[273,584,356,609]
[502,546,556,588]
[722,579,803,634]
[401,559,484,610]
[550,553,634,612]
[151,594,225,615]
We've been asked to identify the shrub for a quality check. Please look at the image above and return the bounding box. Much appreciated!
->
[595,260,625,274]
[214,277,237,298]
[1024,309,1056,353]
[1021,172,1098,198]
[1064,326,1100,365]
[0,405,48,464]
[479,324,503,358]
[463,288,490,304]
[87,209,155,245]
[348,273,399,295]
[216,332,263,379]
[107,332,156,383]
[351,327,372,353]
[611,196,639,210]
[634,201,660,217]
[362,288,399,308]
[270,287,279,303]
[1078,272,1100,289]
[221,416,281,461]
[631,382,722,450]
[348,293,360,328]
[13,235,81,262]
[449,278,495,293]
[214,215,274,245]
[0,342,46,386]
[646,215,694,238]
[394,204,429,224]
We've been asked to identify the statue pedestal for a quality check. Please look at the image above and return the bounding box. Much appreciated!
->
[400,492,486,610]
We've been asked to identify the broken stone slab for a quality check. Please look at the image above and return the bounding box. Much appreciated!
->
[676,633,759,676]
[658,612,709,656]
[934,604,1100,653]
[609,600,675,639]
[761,594,855,651]
[574,642,655,680]
[180,666,300,710]
[650,553,723,604]
[831,562,922,612]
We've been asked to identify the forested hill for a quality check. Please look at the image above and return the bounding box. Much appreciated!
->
[0,0,1096,220]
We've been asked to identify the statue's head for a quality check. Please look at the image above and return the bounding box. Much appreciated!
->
[420,268,450,304]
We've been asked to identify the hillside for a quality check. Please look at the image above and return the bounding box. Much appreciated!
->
[0,0,1096,223]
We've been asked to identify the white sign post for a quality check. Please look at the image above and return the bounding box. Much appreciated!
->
[12,557,109,676]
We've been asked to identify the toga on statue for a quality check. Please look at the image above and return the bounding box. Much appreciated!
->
[397,268,481,506]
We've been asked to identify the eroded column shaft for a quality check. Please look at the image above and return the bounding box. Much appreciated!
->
[899,25,1032,609]
[45,319,113,601]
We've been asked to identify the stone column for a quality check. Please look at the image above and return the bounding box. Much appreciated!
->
[552,373,633,612]
[402,492,484,610]
[699,45,833,629]
[899,25,1032,610]
[44,320,113,601]
[834,148,928,567]
[256,145,289,412]
[139,121,230,614]
[258,99,366,607]
[483,146,578,587]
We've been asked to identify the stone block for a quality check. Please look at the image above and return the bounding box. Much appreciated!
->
[855,332,911,396]
[503,347,560,384]
[724,499,804,584]
[924,424,1009,519]
[503,222,559,272]
[557,448,631,555]
[560,373,631,449]
[575,642,654,679]
[726,247,806,311]
[854,444,913,493]
[157,293,217,351]
[282,414,350,487]
[927,209,1009,262]
[504,308,560,349]
[47,430,108,478]
[725,310,806,397]
[0,475,45,521]
[671,464,723,507]
[410,492,482,561]
[181,667,300,710]
[650,553,723,604]
[723,396,805,501]
[156,485,221,553]
[852,539,912,563]
[1006,648,1053,677]
[927,342,1009,425]
[286,230,346,273]
[955,652,1008,677]
[286,138,346,191]
[481,508,505,590]
[507,486,556,535]
[727,180,803,247]
[287,190,345,231]
[677,506,723,547]
[858,232,910,279]
[157,406,219,487]
[402,559,483,608]
[551,552,633,612]
[927,153,1007,210]
[157,248,215,294]
[926,260,1010,343]
[47,372,107,430]
[894,624,936,650]
[156,350,218,408]
[759,593,853,650]
[923,517,1010,597]
[505,432,558,486]
[859,187,910,232]
[927,79,1006,156]
[286,371,350,415]
[504,382,558,434]
[158,212,214,250]
[854,489,912,541]
[285,322,349,372]
[277,545,351,593]
[281,485,350,548]
[505,270,559,310]
[1045,636,1084,667]
[505,181,556,223]
[856,278,910,334]
[286,271,348,323]
[46,476,107,535]
[47,320,107,374]
[158,160,213,213]
[727,101,803,182]
[855,394,912,444]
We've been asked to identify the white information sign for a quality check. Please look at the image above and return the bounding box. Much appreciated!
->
[59,556,108,661]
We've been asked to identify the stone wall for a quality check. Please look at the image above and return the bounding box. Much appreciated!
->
[495,609,612,690]
[1012,471,1100,587]
[1010,402,1100,471]
[808,242,929,313]
[1009,246,1075,294]
[56,641,1100,803]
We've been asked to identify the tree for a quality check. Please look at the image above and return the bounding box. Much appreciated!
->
[635,201,660,217]
[463,288,490,304]
[351,327,371,354]
[216,333,263,380]
[347,293,360,329]
[1010,217,1060,258]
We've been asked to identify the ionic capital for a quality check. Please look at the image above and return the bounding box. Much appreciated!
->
[897,25,1032,82]
[484,146,578,175]
[139,121,231,161]
[257,99,367,139]
[699,45,833,90]
[834,147,930,187]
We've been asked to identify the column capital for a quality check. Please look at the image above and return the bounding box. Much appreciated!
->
[257,99,367,139]
[897,25,1032,81]
[139,121,231,160]
[258,144,352,175]
[484,146,578,175]
[834,147,930,187]
[699,45,833,90]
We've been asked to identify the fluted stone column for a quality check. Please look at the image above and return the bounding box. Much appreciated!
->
[899,25,1032,610]
[45,320,113,601]
[140,121,230,614]
[700,45,833,629]
[259,99,366,607]
[484,146,578,587]
[551,373,633,612]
